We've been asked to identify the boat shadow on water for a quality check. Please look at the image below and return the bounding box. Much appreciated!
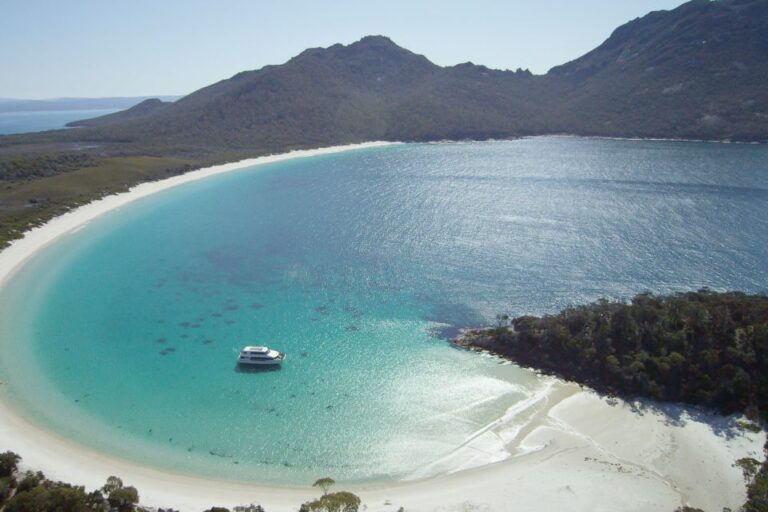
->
[234,363,283,374]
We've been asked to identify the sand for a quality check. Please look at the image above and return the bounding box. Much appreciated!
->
[0,142,764,512]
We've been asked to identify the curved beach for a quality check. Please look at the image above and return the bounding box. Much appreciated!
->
[0,141,764,512]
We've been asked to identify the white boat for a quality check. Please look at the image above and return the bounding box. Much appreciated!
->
[237,345,285,365]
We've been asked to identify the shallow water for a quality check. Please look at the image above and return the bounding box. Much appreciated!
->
[1,138,767,484]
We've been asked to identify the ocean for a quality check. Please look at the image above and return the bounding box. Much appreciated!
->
[1,137,766,484]
[0,109,120,135]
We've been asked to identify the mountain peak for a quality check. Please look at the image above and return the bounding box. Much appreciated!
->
[291,35,430,67]
[350,35,399,49]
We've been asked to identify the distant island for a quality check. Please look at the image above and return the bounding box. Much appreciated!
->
[0,96,181,114]
[0,0,766,249]
[454,289,768,512]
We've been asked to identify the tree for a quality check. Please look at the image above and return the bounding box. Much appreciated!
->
[108,485,139,512]
[512,315,538,333]
[85,489,109,511]
[604,355,621,375]
[4,482,89,512]
[312,477,335,496]
[736,458,762,482]
[0,451,21,478]
[100,475,138,512]
[300,491,361,512]
[16,471,45,493]
[102,475,124,495]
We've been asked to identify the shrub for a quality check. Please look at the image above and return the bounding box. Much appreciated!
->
[0,452,21,478]
[299,491,361,512]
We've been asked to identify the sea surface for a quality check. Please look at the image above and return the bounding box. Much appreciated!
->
[1,138,767,484]
[0,108,120,134]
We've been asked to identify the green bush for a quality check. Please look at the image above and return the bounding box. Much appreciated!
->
[0,451,20,478]
[299,491,361,512]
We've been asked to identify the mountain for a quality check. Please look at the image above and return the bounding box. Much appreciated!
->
[1,0,766,158]
[53,36,542,155]
[546,0,768,140]
[66,98,173,128]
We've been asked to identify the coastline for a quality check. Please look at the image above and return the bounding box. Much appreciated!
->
[0,140,764,512]
[0,141,396,285]
[540,133,767,145]
[421,134,766,147]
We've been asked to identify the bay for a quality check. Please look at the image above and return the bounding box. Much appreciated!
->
[1,137,766,484]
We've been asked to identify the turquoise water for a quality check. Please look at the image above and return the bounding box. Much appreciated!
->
[1,138,767,484]
[0,109,120,134]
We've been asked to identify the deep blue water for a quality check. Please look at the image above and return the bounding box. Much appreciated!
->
[0,138,766,484]
[0,109,120,134]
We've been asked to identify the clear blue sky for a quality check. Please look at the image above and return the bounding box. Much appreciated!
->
[0,0,687,99]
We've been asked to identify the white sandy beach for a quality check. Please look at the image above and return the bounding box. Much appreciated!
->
[0,141,764,512]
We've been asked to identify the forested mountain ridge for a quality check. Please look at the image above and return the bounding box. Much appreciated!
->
[69,0,768,147]
[1,0,764,157]
[547,0,768,140]
[61,36,544,153]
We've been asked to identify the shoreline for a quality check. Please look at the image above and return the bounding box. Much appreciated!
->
[421,134,766,147]
[0,141,764,511]
[0,141,396,283]
[538,133,767,145]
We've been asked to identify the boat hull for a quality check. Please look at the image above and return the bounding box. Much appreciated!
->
[237,353,286,365]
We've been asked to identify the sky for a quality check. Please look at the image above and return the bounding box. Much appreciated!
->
[0,0,688,99]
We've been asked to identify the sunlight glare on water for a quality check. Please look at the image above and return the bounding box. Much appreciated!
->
[1,138,767,484]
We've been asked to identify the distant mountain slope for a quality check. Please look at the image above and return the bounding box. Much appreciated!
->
[2,0,766,155]
[66,98,172,128]
[70,36,541,152]
[546,0,768,140]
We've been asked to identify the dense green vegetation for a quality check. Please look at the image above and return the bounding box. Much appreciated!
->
[298,492,360,512]
[458,289,768,511]
[471,290,768,417]
[0,455,142,512]
[0,155,197,248]
[0,451,362,512]
[0,153,97,181]
[744,455,768,512]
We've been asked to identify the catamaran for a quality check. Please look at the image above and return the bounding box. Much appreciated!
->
[237,346,285,366]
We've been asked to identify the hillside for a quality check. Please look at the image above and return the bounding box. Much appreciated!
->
[547,0,768,140]
[1,0,766,157]
[66,98,172,128]
[52,36,544,154]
